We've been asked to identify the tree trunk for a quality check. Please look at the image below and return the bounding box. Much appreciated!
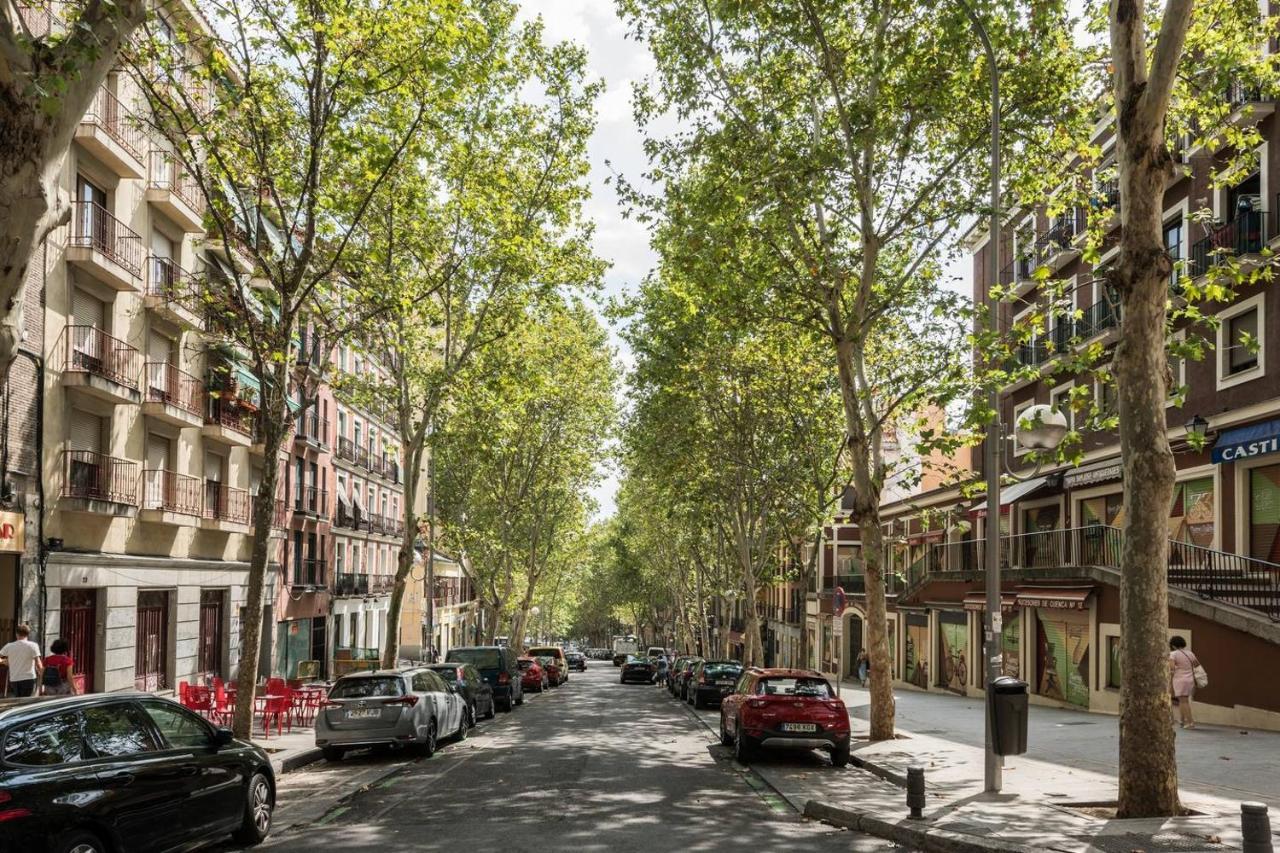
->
[1110,0,1191,817]
[381,447,422,668]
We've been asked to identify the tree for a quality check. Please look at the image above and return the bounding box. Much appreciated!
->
[0,0,149,372]
[131,0,482,738]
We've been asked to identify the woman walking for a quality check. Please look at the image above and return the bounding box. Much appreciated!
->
[41,638,78,696]
[856,648,870,687]
[1169,635,1199,729]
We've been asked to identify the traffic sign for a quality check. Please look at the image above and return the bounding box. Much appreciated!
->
[834,586,846,616]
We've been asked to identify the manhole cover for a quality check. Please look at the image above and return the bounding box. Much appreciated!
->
[1090,834,1225,852]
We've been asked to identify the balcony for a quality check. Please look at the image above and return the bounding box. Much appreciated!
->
[60,325,141,405]
[74,87,146,178]
[200,481,251,532]
[67,201,143,290]
[295,485,329,520]
[200,228,255,275]
[291,558,327,589]
[296,334,324,372]
[1075,296,1120,341]
[355,446,371,469]
[1039,210,1084,272]
[61,450,138,516]
[144,256,204,329]
[203,396,256,447]
[336,436,358,465]
[334,573,370,596]
[370,455,386,478]
[16,1,63,37]
[146,151,206,232]
[1190,204,1269,278]
[139,469,202,523]
[334,501,362,531]
[141,362,204,428]
[294,410,329,450]
[270,498,289,538]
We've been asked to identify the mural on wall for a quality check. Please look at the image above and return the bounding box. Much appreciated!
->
[1035,611,1090,707]
[938,613,968,694]
[1001,610,1021,679]
[904,615,930,689]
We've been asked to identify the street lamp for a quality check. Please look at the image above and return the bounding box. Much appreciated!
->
[530,606,541,644]
[1184,413,1210,443]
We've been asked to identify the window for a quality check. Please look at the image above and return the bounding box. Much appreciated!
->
[337,409,346,441]
[1106,636,1122,689]
[1164,216,1184,292]
[292,531,304,584]
[82,703,159,757]
[1217,294,1266,388]
[330,677,403,699]
[1228,309,1259,373]
[141,701,213,748]
[336,540,346,574]
[1049,383,1074,432]
[1167,333,1186,406]
[3,713,84,766]
[1092,367,1117,420]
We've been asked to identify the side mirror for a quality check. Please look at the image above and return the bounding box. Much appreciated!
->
[212,727,234,748]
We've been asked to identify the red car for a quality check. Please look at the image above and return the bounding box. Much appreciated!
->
[719,668,850,767]
[518,656,550,692]
[536,655,565,687]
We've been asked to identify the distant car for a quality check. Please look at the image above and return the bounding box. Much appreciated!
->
[446,645,524,712]
[536,655,567,687]
[426,662,495,725]
[519,657,550,692]
[672,656,704,700]
[667,656,698,697]
[0,693,276,853]
[719,668,850,767]
[317,667,468,761]
[565,651,587,672]
[686,660,743,709]
[646,646,668,659]
[525,645,569,682]
[620,656,657,684]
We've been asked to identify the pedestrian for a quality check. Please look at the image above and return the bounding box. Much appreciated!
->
[0,624,42,697]
[656,653,669,686]
[1169,635,1202,730]
[856,648,869,687]
[41,638,78,696]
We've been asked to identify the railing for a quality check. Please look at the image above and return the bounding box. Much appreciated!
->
[1075,296,1119,339]
[1226,81,1264,110]
[909,526,1279,621]
[1043,209,1085,250]
[1015,338,1053,368]
[355,446,371,469]
[370,455,386,477]
[370,575,394,594]
[297,485,329,518]
[334,573,370,596]
[823,570,905,596]
[63,450,138,505]
[147,255,202,309]
[295,410,329,447]
[203,481,250,524]
[148,150,206,217]
[368,513,386,534]
[273,498,289,528]
[1190,204,1268,278]
[206,396,256,437]
[296,335,323,368]
[292,558,326,587]
[386,459,400,483]
[82,86,147,163]
[334,502,362,530]
[63,324,140,389]
[337,436,358,463]
[1096,177,1120,213]
[69,201,143,278]
[335,644,379,660]
[144,362,202,415]
[1013,253,1036,282]
[141,469,202,515]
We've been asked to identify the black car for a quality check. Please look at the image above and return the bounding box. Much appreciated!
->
[687,660,743,708]
[565,652,587,672]
[445,646,524,712]
[427,662,496,725]
[620,656,657,684]
[0,692,275,853]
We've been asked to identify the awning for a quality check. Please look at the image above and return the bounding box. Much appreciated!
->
[1015,585,1094,611]
[963,592,1019,612]
[234,365,261,399]
[971,475,1052,518]
[1062,459,1124,489]
[1212,418,1280,464]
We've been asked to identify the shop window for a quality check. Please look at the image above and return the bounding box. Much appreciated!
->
[1035,609,1090,708]
[1249,463,1280,563]
[904,614,930,689]
[1106,635,1122,689]
[937,612,968,694]
[1169,476,1214,548]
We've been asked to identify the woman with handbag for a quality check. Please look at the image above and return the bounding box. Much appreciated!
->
[1169,635,1205,729]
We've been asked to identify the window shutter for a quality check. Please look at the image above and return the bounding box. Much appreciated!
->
[69,410,103,453]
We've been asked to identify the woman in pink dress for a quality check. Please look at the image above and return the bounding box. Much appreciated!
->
[1169,635,1198,729]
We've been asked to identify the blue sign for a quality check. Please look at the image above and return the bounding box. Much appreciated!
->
[1212,419,1280,464]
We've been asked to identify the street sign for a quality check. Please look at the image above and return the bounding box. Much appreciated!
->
[834,586,846,616]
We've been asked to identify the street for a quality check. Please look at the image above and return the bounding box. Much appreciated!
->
[234,663,901,853]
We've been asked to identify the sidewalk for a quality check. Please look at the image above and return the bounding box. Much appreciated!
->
[745,683,1280,852]
[248,723,323,775]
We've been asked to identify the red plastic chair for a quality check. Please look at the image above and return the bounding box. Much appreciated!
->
[212,681,235,725]
[260,690,293,738]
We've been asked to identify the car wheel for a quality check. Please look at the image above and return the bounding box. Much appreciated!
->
[830,740,851,768]
[485,698,496,719]
[734,724,756,764]
[422,718,438,757]
[53,830,107,853]
[456,710,469,741]
[719,715,733,747]
[321,746,345,762]
[467,702,477,729]
[232,770,274,845]
[540,677,547,692]
[515,689,524,706]
[498,697,512,713]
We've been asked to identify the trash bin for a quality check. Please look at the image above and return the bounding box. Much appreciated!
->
[988,676,1028,756]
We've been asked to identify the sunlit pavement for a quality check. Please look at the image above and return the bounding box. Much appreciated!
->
[226,663,901,852]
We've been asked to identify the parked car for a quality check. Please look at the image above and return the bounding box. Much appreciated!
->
[316,667,468,761]
[525,645,569,682]
[719,668,850,767]
[426,662,495,725]
[0,693,276,853]
[536,655,566,687]
[671,656,704,699]
[519,657,550,692]
[446,645,524,712]
[620,656,657,684]
[646,646,668,659]
[565,651,587,672]
[667,656,698,697]
[686,660,743,709]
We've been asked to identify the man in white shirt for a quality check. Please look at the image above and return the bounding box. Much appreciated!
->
[0,624,43,697]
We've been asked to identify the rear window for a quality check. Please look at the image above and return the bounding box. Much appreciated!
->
[526,647,561,659]
[758,677,832,698]
[448,648,502,669]
[3,712,84,766]
[518,659,533,671]
[537,656,556,667]
[704,663,741,679]
[432,668,458,682]
[330,677,404,699]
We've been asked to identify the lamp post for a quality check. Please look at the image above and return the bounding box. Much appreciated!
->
[425,449,436,663]
[530,605,541,645]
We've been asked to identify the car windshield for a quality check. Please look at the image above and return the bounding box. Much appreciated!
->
[330,677,404,699]
[758,677,832,698]
[704,663,741,678]
[526,647,560,659]
[448,648,501,669]
[537,656,556,667]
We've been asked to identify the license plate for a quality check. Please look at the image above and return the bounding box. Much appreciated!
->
[346,709,380,719]
[717,680,734,686]
[781,722,817,733]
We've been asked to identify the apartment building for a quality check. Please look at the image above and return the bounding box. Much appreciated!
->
[820,83,1280,730]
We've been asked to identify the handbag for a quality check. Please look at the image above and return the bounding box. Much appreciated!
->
[1184,650,1208,689]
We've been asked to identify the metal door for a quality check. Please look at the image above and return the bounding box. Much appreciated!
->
[61,588,97,692]
[198,590,223,678]
[135,591,169,691]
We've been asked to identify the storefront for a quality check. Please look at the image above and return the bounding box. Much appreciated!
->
[1018,586,1093,709]
[903,612,930,689]
[936,610,969,694]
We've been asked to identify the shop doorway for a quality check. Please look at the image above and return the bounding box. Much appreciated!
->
[846,614,863,679]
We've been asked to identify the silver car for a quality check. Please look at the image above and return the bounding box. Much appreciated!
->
[315,667,468,761]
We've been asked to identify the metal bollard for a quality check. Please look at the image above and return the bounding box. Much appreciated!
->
[1242,802,1274,853]
[907,765,926,820]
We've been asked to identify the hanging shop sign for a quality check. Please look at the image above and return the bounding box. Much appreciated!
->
[1212,419,1280,464]
[0,510,24,554]
[1062,461,1124,489]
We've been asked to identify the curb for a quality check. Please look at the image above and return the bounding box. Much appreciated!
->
[273,747,324,775]
[803,800,1044,853]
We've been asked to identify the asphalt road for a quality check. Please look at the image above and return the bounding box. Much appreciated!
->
[237,662,901,853]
